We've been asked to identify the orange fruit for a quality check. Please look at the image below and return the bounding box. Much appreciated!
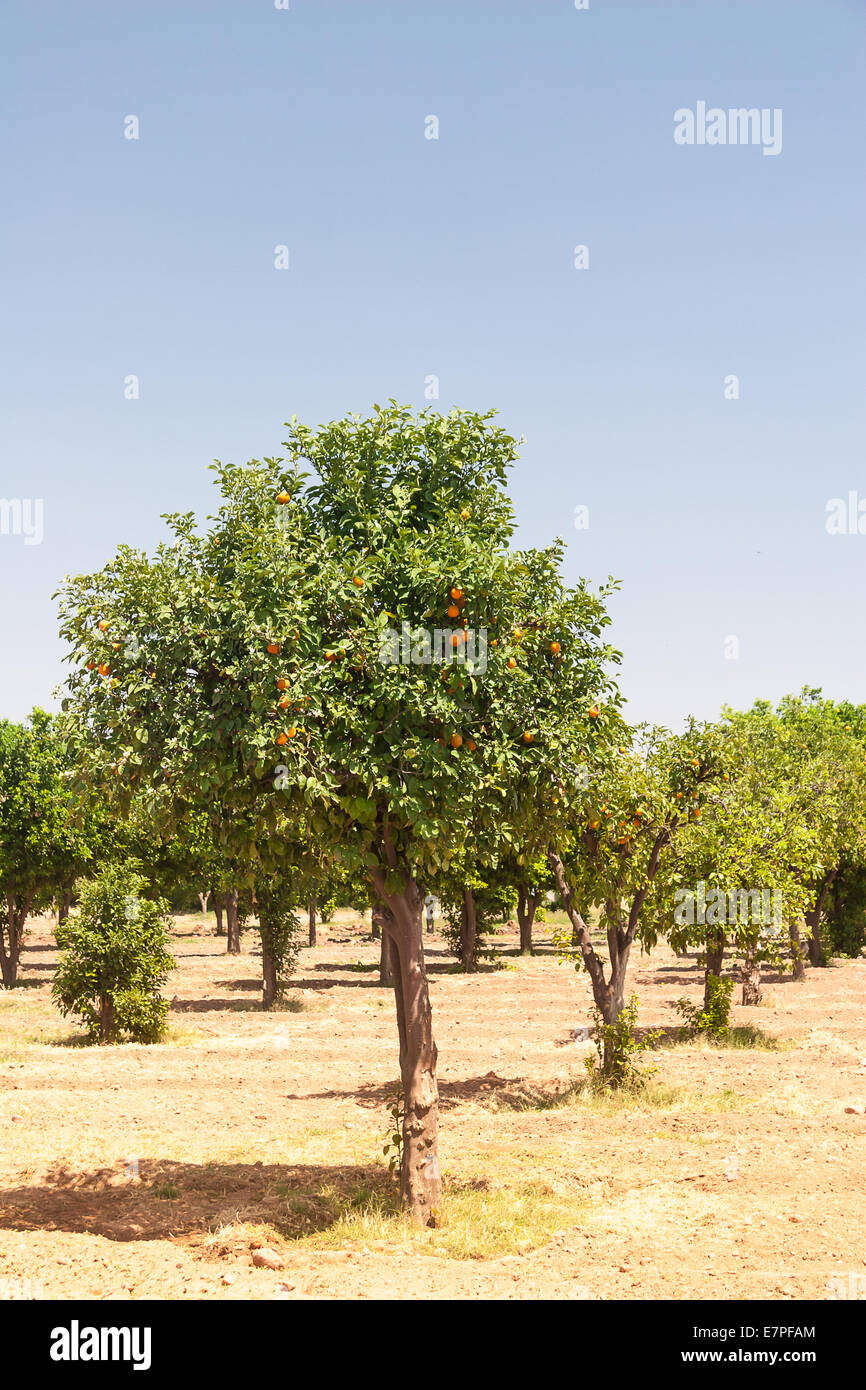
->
[278,696,289,709]
[451,632,464,648]
[276,490,291,504]
[325,651,336,662]
[277,732,288,746]
[267,642,281,655]
[723,772,729,781]
[491,639,498,647]
[450,587,463,601]
[352,576,364,587]
[522,731,534,743]
[98,619,109,631]
[86,661,95,670]
[588,706,599,718]
[467,739,477,751]
[447,604,460,618]
[676,792,683,799]
[450,733,463,749]
[277,678,288,690]
[513,627,524,639]
[460,508,470,520]
[287,726,297,739]
[98,663,110,676]
[507,657,517,669]
[550,641,560,654]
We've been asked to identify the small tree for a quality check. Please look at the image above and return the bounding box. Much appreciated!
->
[52,866,174,1044]
[550,721,719,1075]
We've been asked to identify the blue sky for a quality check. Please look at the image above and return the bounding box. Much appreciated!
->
[2,0,864,725]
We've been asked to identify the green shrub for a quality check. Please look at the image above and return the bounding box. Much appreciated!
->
[586,995,661,1089]
[52,866,174,1044]
[676,974,733,1041]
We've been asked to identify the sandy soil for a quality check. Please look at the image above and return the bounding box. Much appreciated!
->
[1,911,865,1301]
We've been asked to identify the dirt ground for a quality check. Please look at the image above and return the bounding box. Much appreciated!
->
[1,910,865,1301]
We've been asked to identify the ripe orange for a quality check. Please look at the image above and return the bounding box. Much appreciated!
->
[353,576,364,587]
[460,508,470,520]
[98,619,109,631]
[287,726,297,739]
[98,663,110,676]
[277,732,288,745]
[491,639,499,647]
[276,490,291,504]
[325,651,336,662]
[467,739,477,751]
[588,706,599,718]
[507,657,517,669]
[277,678,288,690]
[450,587,463,602]
[278,696,289,709]
[723,772,729,781]
[450,733,463,748]
[447,604,460,618]
[676,792,683,799]
[451,632,464,648]
[86,661,95,670]
[522,731,534,743]
[267,642,281,655]
[513,627,524,640]
[550,641,560,654]
[589,820,599,830]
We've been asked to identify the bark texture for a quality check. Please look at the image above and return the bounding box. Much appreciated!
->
[370,867,441,1225]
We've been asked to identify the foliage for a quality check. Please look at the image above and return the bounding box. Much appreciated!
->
[676,973,733,1041]
[382,1082,405,1177]
[585,995,661,1089]
[52,865,174,1043]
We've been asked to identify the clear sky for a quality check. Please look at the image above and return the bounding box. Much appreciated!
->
[2,0,864,726]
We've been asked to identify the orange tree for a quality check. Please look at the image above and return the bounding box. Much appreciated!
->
[549,721,726,1072]
[57,404,621,1221]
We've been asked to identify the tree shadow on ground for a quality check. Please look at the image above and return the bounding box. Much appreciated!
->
[168,998,261,1014]
[0,1159,399,1244]
[299,1072,524,1111]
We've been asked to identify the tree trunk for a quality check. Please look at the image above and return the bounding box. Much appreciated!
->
[548,853,637,1078]
[0,895,31,988]
[213,893,225,936]
[460,887,477,972]
[198,889,211,917]
[517,882,536,955]
[789,920,806,981]
[379,925,394,988]
[225,888,240,955]
[308,897,317,948]
[741,944,762,1005]
[704,929,725,1007]
[806,927,825,968]
[371,902,393,985]
[370,869,441,1225]
[99,994,115,1044]
[804,873,834,968]
[59,890,73,925]
[260,924,277,1010]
